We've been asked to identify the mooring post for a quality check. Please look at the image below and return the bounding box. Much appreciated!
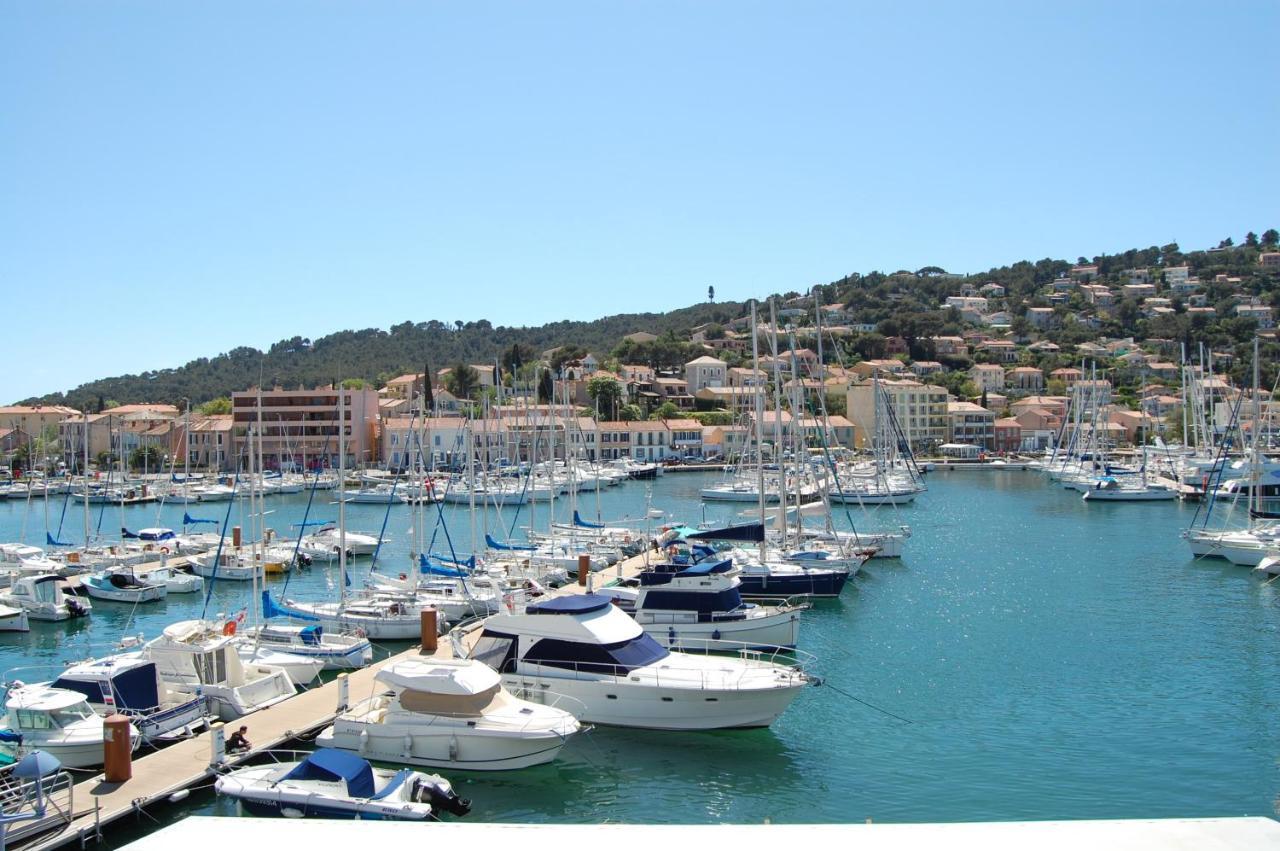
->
[209,722,226,766]
[336,673,349,712]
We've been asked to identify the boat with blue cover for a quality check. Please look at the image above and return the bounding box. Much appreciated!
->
[468,593,813,730]
[602,558,806,651]
[47,655,208,743]
[214,748,470,820]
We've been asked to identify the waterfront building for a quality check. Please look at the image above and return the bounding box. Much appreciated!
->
[231,386,379,471]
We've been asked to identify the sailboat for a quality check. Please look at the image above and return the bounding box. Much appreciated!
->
[1184,339,1280,564]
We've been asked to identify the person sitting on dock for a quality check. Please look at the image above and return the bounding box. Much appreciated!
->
[226,725,251,753]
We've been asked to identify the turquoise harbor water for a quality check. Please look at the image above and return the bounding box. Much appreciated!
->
[0,469,1278,829]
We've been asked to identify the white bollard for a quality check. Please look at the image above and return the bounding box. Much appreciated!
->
[337,673,349,713]
[209,722,226,766]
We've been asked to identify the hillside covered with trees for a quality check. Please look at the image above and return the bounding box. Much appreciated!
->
[19,230,1279,412]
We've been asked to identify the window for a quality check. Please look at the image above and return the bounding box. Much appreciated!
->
[470,633,517,672]
[523,633,668,675]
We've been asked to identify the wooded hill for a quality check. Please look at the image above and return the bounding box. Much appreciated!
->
[20,232,1279,411]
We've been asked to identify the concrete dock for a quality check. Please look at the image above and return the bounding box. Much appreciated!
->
[29,547,662,850]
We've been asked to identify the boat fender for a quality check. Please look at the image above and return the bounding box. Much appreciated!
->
[280,807,305,819]
[402,734,413,757]
[358,730,369,752]
[448,734,459,761]
[711,630,721,641]
[169,790,189,803]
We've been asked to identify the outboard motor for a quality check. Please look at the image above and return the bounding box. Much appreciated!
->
[65,598,90,618]
[411,775,471,817]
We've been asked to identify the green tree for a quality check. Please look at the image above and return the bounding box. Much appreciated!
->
[618,404,643,422]
[340,378,369,390]
[586,376,623,420]
[653,401,679,419]
[537,369,554,404]
[198,397,232,415]
[129,445,163,471]
[444,363,481,400]
[708,285,715,302]
[1245,232,1259,248]
[1262,229,1279,247]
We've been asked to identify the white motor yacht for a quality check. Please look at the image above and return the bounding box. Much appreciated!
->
[602,559,806,651]
[0,575,91,621]
[0,684,139,768]
[48,655,209,743]
[301,525,380,557]
[317,657,581,770]
[138,620,296,721]
[468,594,812,730]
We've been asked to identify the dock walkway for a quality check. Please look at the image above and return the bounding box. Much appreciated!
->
[32,547,662,850]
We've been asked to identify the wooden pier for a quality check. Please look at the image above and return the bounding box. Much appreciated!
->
[29,547,662,850]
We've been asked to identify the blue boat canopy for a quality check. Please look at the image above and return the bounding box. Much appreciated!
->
[283,748,375,798]
[526,594,613,616]
[675,559,733,577]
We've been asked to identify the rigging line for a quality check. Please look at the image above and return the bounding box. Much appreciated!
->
[370,414,412,573]
[200,449,243,619]
[280,435,332,596]
[820,681,914,725]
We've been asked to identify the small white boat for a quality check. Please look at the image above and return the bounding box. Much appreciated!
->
[0,605,30,633]
[146,566,204,594]
[189,550,292,581]
[317,657,581,770]
[81,570,168,604]
[0,684,140,768]
[1080,477,1177,501]
[239,622,372,670]
[301,526,380,557]
[265,592,439,641]
[215,749,471,820]
[0,575,91,621]
[1252,552,1280,577]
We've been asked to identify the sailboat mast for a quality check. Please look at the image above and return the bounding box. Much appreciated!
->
[338,385,347,607]
[254,388,266,625]
[750,301,766,563]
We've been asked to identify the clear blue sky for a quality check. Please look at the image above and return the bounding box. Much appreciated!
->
[3,1,1277,402]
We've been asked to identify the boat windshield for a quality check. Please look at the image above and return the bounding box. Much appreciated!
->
[523,633,669,675]
[50,703,95,726]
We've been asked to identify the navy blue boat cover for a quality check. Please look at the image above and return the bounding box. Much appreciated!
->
[284,748,375,798]
[525,594,613,615]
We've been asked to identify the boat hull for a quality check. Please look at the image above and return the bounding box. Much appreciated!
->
[502,675,804,730]
[315,724,570,771]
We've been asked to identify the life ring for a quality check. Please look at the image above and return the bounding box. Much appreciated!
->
[222,620,236,636]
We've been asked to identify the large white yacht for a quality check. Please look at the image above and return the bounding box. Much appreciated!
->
[467,594,812,730]
[317,657,581,771]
